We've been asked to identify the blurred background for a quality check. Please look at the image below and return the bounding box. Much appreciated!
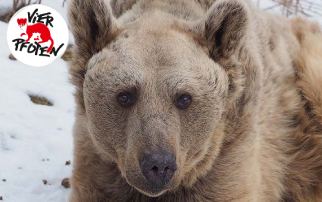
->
[257,0,322,20]
[0,0,321,202]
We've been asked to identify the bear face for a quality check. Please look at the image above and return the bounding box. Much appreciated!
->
[69,0,249,197]
[83,18,229,196]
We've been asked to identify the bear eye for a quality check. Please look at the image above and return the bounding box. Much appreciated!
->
[176,94,192,109]
[117,92,136,108]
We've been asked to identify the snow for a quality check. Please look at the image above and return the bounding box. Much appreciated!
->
[0,0,321,201]
[0,0,12,18]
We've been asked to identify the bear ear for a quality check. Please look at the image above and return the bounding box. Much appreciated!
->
[192,0,249,60]
[68,0,119,112]
[68,0,118,60]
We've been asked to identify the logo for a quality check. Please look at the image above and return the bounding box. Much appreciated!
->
[7,4,69,67]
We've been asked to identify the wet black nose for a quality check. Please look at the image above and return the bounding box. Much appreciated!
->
[140,152,177,186]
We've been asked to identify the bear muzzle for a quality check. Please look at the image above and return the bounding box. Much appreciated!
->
[140,152,177,190]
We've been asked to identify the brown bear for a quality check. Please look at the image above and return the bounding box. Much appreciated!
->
[67,0,322,201]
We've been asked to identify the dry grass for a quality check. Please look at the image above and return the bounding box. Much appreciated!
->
[29,95,53,106]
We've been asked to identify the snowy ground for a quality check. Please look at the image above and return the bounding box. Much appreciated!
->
[0,0,321,202]
[0,1,75,201]
[0,19,74,201]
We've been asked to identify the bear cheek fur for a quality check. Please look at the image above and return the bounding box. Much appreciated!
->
[83,90,126,164]
[83,67,131,170]
[179,80,228,186]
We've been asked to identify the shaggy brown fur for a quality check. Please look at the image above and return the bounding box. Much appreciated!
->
[281,18,322,201]
[67,0,322,201]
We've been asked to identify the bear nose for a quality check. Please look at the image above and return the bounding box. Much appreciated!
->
[140,152,177,186]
